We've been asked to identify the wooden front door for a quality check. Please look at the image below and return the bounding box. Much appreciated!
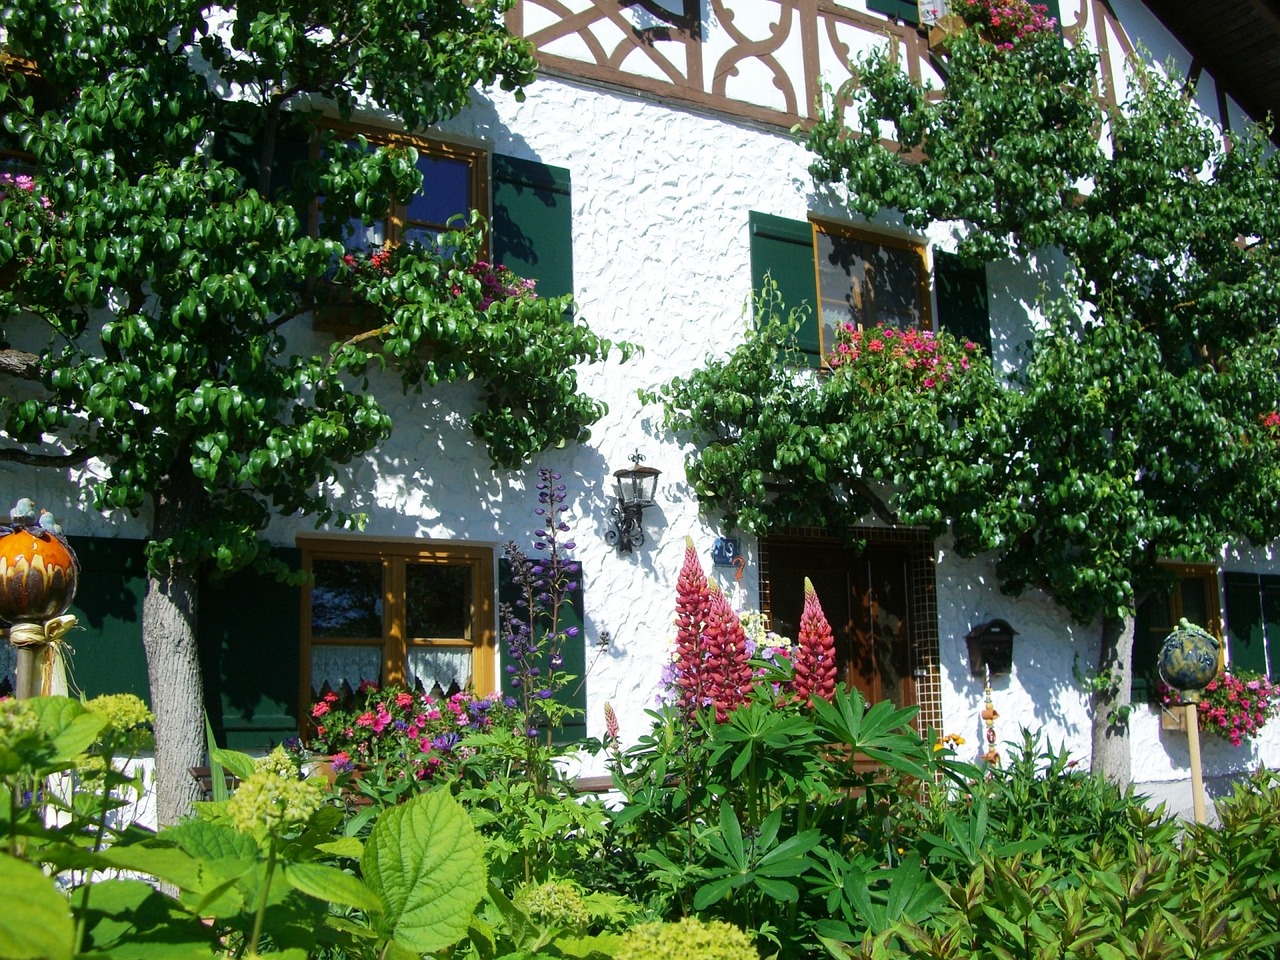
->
[763,538,917,711]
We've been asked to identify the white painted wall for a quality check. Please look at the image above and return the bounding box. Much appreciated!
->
[3,0,1277,797]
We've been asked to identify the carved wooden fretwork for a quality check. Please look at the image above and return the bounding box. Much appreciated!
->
[506,0,1130,131]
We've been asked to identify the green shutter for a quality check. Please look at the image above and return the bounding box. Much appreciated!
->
[498,556,587,742]
[934,251,991,353]
[197,550,302,750]
[867,0,919,26]
[749,211,821,366]
[1224,572,1268,676]
[1261,576,1280,678]
[64,537,150,703]
[492,155,573,299]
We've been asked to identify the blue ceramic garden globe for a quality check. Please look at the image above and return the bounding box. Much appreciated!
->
[1157,619,1221,701]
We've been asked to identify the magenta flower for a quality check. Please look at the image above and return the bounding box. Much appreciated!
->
[791,577,838,706]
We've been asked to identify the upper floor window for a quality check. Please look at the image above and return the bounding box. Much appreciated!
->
[749,211,975,368]
[314,125,489,254]
[814,219,931,360]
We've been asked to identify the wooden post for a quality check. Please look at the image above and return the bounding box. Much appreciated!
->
[14,644,42,700]
[1185,702,1206,824]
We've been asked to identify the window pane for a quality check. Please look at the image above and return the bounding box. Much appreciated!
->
[400,225,444,250]
[404,154,471,229]
[816,231,925,344]
[312,559,383,637]
[310,644,382,699]
[406,563,471,639]
[1179,577,1210,628]
[407,648,473,698]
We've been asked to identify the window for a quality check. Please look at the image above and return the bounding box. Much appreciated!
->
[1223,572,1279,679]
[299,539,496,716]
[748,211,987,367]
[1133,564,1222,701]
[313,125,489,254]
[814,219,931,358]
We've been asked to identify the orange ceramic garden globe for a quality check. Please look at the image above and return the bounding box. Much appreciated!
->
[0,527,79,624]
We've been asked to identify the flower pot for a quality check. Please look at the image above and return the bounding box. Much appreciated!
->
[927,14,971,54]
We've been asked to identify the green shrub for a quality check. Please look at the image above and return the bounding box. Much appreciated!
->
[617,917,759,960]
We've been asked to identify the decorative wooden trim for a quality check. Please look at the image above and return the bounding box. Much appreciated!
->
[512,0,1130,131]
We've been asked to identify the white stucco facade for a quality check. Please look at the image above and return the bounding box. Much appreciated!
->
[3,0,1277,809]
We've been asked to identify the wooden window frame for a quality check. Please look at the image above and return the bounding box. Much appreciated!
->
[1160,563,1224,640]
[310,125,489,332]
[1135,562,1224,702]
[809,218,932,362]
[298,537,496,725]
[315,123,489,249]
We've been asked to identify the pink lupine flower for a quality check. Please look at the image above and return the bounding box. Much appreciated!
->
[604,701,620,743]
[702,584,754,721]
[672,536,714,715]
[791,577,838,705]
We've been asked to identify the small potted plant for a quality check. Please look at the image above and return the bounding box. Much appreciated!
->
[1159,669,1279,747]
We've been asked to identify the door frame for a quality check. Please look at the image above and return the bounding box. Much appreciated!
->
[759,526,943,733]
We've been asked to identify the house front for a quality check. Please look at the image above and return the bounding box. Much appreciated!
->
[2,0,1278,811]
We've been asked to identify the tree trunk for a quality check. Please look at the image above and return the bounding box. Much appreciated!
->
[142,479,206,827]
[1089,612,1134,786]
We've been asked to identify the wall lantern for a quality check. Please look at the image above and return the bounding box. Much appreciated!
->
[964,618,1017,678]
[605,451,661,553]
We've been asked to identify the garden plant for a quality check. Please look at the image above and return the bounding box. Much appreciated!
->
[6,527,1280,958]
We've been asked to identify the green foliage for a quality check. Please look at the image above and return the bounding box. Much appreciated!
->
[0,0,628,571]
[808,26,1099,263]
[975,730,1177,871]
[616,917,759,960]
[600,675,973,951]
[643,282,1009,539]
[454,720,612,889]
[0,695,491,959]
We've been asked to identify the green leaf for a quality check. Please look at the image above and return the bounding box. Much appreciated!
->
[205,713,232,803]
[315,836,364,859]
[163,818,259,863]
[361,788,486,953]
[209,746,257,783]
[0,854,76,960]
[283,862,382,913]
[28,696,106,765]
[692,875,739,910]
[95,845,209,892]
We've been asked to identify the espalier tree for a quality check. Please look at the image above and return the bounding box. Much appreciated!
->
[650,19,1280,782]
[0,0,628,824]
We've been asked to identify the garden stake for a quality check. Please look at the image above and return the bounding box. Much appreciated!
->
[1186,700,1206,824]
[980,665,1000,765]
